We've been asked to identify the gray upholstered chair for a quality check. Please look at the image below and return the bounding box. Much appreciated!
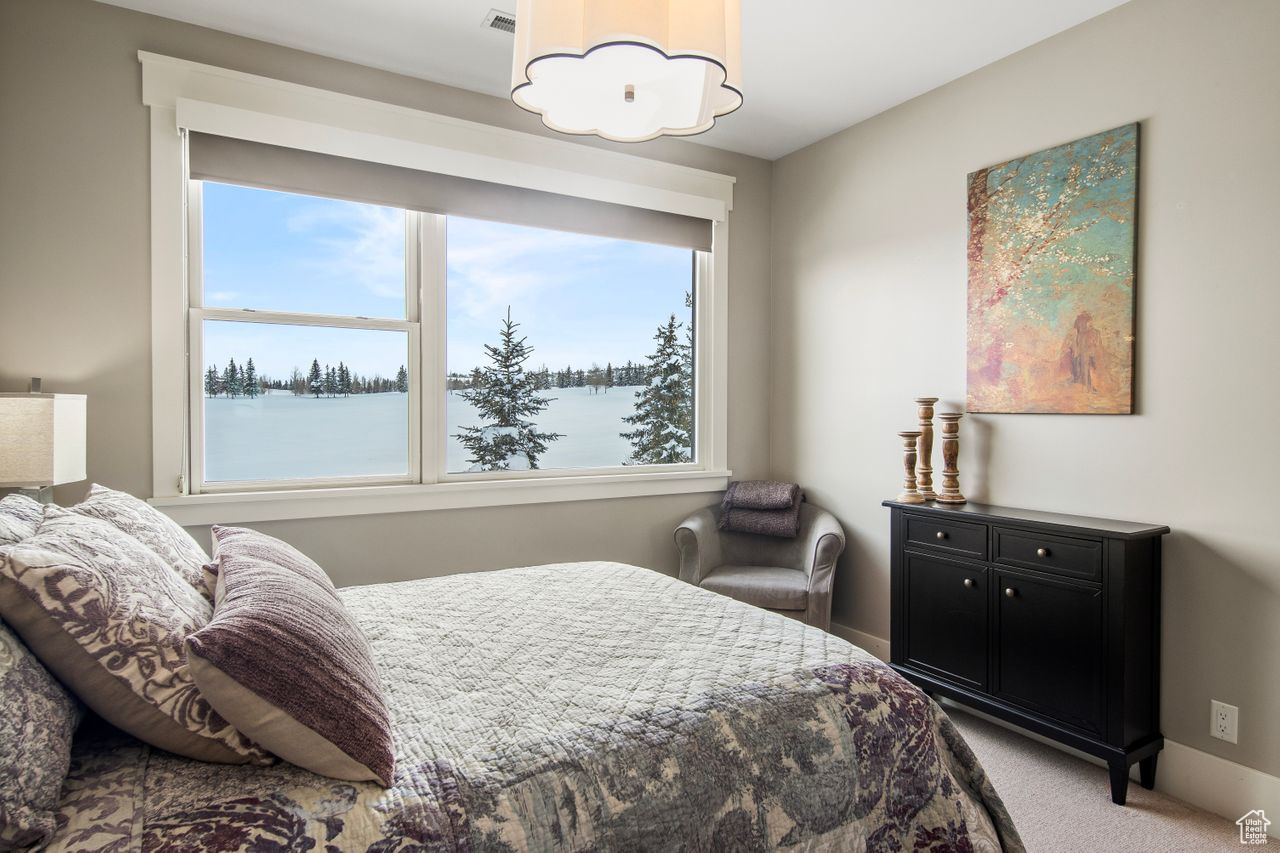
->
[674,503,846,631]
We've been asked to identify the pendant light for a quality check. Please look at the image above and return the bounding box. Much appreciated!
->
[511,0,742,143]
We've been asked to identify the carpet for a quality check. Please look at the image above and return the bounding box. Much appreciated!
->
[948,707,1246,851]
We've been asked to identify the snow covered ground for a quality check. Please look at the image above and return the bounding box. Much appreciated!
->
[204,386,674,482]
[447,385,641,472]
[205,391,410,482]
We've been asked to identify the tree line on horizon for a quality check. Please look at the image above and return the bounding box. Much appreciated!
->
[204,357,407,398]
[446,360,649,395]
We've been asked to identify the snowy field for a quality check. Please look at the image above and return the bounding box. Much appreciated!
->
[447,385,640,472]
[204,386,670,481]
[205,391,410,482]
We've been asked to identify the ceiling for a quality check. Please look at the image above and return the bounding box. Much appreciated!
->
[97,0,1130,160]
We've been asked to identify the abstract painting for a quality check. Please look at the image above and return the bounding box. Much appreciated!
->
[966,123,1138,414]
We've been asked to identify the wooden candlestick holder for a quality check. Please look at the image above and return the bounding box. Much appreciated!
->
[935,412,967,504]
[897,431,925,504]
[915,397,939,501]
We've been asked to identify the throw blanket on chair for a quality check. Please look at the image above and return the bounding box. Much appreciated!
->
[720,480,805,538]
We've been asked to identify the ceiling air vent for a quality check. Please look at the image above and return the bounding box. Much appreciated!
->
[483,9,516,34]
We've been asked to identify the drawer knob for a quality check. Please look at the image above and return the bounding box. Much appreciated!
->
[1036,547,1050,558]
[1005,587,1017,598]
[936,531,948,540]
[963,578,975,588]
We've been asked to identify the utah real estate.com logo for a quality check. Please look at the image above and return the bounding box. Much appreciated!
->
[1237,810,1270,846]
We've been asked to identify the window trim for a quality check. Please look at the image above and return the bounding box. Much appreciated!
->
[188,180,424,493]
[143,52,732,523]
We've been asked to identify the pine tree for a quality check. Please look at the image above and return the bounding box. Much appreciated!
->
[454,308,562,471]
[337,362,351,397]
[204,365,221,398]
[605,363,614,389]
[308,359,323,398]
[323,365,337,398]
[395,365,408,393]
[621,314,693,464]
[224,358,244,398]
[243,358,259,399]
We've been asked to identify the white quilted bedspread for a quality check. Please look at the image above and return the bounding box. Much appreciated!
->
[48,562,1021,852]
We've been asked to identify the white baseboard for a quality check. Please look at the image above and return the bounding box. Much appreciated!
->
[829,627,1280,821]
[828,621,888,662]
[1157,739,1280,820]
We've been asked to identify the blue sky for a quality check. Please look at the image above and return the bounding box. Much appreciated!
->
[202,182,693,381]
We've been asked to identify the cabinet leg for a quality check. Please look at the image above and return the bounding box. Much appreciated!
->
[1139,754,1158,790]
[1108,760,1129,805]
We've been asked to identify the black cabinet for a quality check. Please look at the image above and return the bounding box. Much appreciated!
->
[885,500,1168,805]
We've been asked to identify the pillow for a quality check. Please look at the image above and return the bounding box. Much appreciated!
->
[0,618,82,849]
[0,493,43,546]
[70,484,213,601]
[186,526,395,786]
[0,508,268,765]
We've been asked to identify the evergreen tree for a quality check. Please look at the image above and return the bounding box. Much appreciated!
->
[605,362,614,389]
[243,358,259,399]
[323,365,337,398]
[224,358,244,398]
[204,365,220,398]
[621,314,693,464]
[454,308,562,471]
[337,362,351,397]
[308,359,323,398]
[395,365,408,393]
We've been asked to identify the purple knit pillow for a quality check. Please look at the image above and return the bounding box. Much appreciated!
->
[185,526,395,786]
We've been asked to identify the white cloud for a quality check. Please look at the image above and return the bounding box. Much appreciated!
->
[445,219,613,319]
[287,203,406,300]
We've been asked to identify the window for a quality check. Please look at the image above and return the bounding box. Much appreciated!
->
[446,217,697,474]
[187,179,704,494]
[145,52,733,520]
[190,182,419,490]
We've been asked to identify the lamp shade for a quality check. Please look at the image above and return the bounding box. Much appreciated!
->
[511,0,742,143]
[0,394,87,488]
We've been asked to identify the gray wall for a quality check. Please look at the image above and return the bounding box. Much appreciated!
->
[0,0,772,580]
[770,0,1280,775]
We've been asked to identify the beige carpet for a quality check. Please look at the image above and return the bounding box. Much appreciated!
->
[947,707,1244,852]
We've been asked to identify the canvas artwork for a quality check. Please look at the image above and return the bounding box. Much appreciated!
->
[966,123,1138,414]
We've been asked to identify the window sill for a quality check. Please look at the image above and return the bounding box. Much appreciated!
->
[149,469,731,526]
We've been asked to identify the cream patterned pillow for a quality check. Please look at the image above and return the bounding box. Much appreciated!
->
[0,493,43,546]
[0,619,82,849]
[70,484,213,601]
[0,508,268,765]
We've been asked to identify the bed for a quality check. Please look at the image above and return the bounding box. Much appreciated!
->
[41,561,1021,852]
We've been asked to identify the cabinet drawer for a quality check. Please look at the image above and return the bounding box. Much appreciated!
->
[906,514,988,560]
[994,527,1102,582]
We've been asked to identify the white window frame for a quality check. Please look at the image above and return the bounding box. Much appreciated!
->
[187,181,424,493]
[141,52,733,524]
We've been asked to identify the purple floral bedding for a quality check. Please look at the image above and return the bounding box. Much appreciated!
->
[46,562,1022,851]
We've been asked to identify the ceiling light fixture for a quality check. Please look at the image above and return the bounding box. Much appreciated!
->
[510,0,742,143]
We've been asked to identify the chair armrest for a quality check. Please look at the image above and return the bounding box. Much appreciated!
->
[801,509,846,632]
[674,507,722,586]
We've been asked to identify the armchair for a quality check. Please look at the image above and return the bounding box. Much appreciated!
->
[674,503,846,631]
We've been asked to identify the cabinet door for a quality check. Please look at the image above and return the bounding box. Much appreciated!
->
[903,552,988,690]
[994,569,1104,736]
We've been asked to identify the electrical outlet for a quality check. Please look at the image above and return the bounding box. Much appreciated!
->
[1211,700,1238,743]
